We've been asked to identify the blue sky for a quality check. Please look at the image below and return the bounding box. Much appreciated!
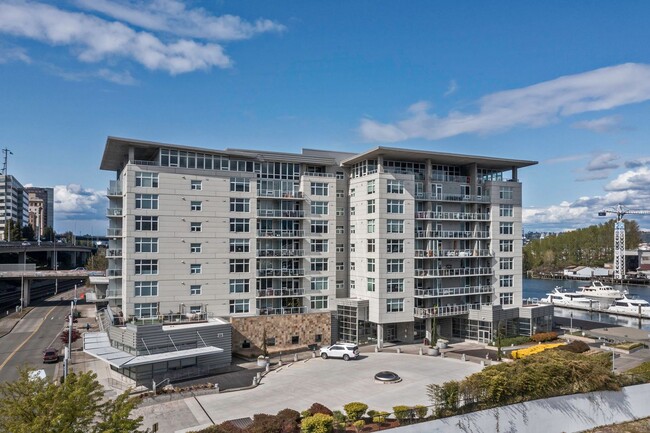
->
[1,1,650,234]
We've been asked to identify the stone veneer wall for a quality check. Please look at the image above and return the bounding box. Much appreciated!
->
[230,312,332,355]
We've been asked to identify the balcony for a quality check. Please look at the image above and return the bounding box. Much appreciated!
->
[257,306,307,315]
[257,230,305,238]
[430,174,470,183]
[414,285,493,298]
[256,268,306,277]
[105,289,122,299]
[106,269,122,277]
[257,209,305,218]
[257,190,303,199]
[107,181,123,196]
[106,249,123,258]
[414,211,490,221]
[107,208,123,217]
[414,249,492,258]
[414,267,492,278]
[256,288,305,297]
[302,172,336,178]
[414,230,489,239]
[415,193,490,203]
[107,228,122,237]
[257,249,305,257]
[414,302,490,318]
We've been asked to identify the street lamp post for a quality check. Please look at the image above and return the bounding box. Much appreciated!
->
[570,312,573,334]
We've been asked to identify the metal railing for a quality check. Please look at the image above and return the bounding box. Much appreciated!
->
[414,285,493,298]
[256,268,306,277]
[106,250,123,258]
[414,302,490,318]
[257,209,305,218]
[107,228,122,237]
[257,249,305,257]
[414,249,491,258]
[414,211,490,220]
[415,230,490,239]
[106,269,123,277]
[257,306,307,315]
[430,174,470,183]
[302,172,336,178]
[256,288,305,297]
[414,267,492,277]
[257,190,303,199]
[257,230,305,238]
[415,193,490,202]
[107,208,123,216]
[105,289,122,298]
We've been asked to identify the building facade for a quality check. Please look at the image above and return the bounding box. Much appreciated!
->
[0,175,29,241]
[26,187,54,237]
[99,137,550,355]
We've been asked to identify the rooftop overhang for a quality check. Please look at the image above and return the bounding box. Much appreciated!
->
[340,146,537,171]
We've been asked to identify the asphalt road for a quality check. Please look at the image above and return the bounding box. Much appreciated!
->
[0,294,77,384]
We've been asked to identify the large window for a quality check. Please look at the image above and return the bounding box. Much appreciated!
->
[135,237,158,253]
[367,219,376,233]
[311,240,328,253]
[310,296,328,309]
[230,299,250,314]
[230,198,250,212]
[311,201,328,215]
[367,277,375,292]
[135,172,158,188]
[230,178,250,192]
[135,194,158,209]
[367,239,375,252]
[230,239,250,253]
[499,240,513,252]
[135,216,158,231]
[500,292,514,305]
[134,281,158,297]
[500,275,514,287]
[230,218,250,232]
[367,199,376,214]
[190,264,202,274]
[499,204,513,217]
[386,180,404,194]
[500,186,514,200]
[311,277,328,290]
[500,222,514,235]
[229,259,250,273]
[311,182,329,196]
[387,279,404,292]
[367,258,376,272]
[311,220,328,234]
[387,219,404,233]
[386,239,403,253]
[311,258,328,272]
[229,279,250,293]
[367,180,376,194]
[386,298,404,313]
[134,303,158,318]
[135,259,158,275]
[387,259,404,273]
[500,257,513,270]
[387,200,404,213]
[336,226,344,234]
[190,201,202,211]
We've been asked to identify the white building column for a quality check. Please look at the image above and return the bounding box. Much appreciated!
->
[425,318,432,343]
[376,323,384,349]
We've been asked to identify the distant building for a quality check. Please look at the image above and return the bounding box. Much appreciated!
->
[26,187,54,237]
[563,266,610,278]
[0,175,28,240]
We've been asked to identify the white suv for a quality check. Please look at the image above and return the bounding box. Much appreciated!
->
[319,343,360,361]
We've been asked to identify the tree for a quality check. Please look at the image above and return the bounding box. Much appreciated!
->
[21,224,35,241]
[3,219,21,241]
[86,249,108,271]
[42,226,55,242]
[60,328,81,345]
[0,368,145,433]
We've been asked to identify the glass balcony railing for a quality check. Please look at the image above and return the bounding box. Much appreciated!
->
[257,249,305,257]
[414,211,490,220]
[106,269,122,277]
[107,208,123,217]
[257,190,303,199]
[256,268,305,277]
[106,249,123,258]
[414,230,489,239]
[256,288,305,297]
[414,302,491,318]
[257,209,305,218]
[414,285,493,298]
[257,306,307,315]
[414,267,492,277]
[414,249,491,258]
[257,230,305,238]
[107,228,122,237]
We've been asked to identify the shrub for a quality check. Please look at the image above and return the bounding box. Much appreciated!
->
[556,340,590,353]
[343,402,368,422]
[530,331,558,343]
[301,413,333,433]
[352,420,365,432]
[372,411,389,424]
[613,342,644,351]
[413,405,428,419]
[277,408,302,428]
[249,413,287,433]
[307,403,333,416]
[491,335,531,347]
[392,405,413,423]
[511,343,564,359]
[330,411,346,432]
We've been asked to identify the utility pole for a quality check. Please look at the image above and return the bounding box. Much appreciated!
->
[2,148,13,242]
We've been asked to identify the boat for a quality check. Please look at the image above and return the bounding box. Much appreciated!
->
[606,294,650,316]
[540,287,602,309]
[576,281,626,299]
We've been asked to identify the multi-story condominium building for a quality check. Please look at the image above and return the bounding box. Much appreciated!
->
[1,175,29,241]
[97,137,552,370]
[26,187,54,237]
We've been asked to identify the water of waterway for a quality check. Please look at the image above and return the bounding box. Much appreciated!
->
[523,278,650,331]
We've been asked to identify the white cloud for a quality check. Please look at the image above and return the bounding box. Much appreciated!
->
[360,63,650,142]
[544,153,589,164]
[0,1,285,75]
[75,0,286,41]
[0,44,31,64]
[572,116,622,133]
[54,184,106,219]
[605,166,650,192]
[443,79,457,97]
[585,152,620,171]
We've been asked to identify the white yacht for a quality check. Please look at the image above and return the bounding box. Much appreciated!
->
[576,281,626,299]
[540,287,602,309]
[606,295,650,317]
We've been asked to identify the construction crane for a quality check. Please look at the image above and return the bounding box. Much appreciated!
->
[598,204,650,280]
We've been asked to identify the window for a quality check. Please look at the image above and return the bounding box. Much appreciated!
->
[190,201,202,211]
[500,204,513,217]
[500,186,513,200]
[189,305,202,314]
[500,257,513,270]
[291,335,300,344]
[387,259,404,273]
[336,207,344,216]
[135,237,158,253]
[190,180,202,190]
[499,240,513,252]
[230,178,250,192]
[336,262,344,271]
[135,259,158,275]
[134,303,158,318]
[500,275,514,287]
[336,280,344,290]
[386,298,404,313]
[229,279,250,293]
[310,296,328,309]
[367,239,375,253]
[350,280,356,290]
[311,201,328,215]
[387,200,404,213]
[190,285,202,295]
[367,277,375,292]
[190,264,202,274]
[336,171,345,180]
[350,225,356,234]
[230,218,249,232]
[229,259,250,273]
[500,292,514,305]
[336,243,344,253]
[350,207,355,216]
[500,222,514,235]
[135,194,158,209]
[350,188,356,197]
[350,243,355,252]
[367,199,376,214]
[387,180,404,194]
[134,281,158,297]
[387,279,404,292]
[387,219,404,233]
[367,219,375,233]
[311,220,328,234]
[230,239,250,253]
[190,222,202,232]
[336,226,344,234]
[387,239,403,253]
[230,299,250,314]
[336,190,344,198]
[135,216,158,231]
[311,277,328,290]
[136,172,158,188]
[311,182,329,196]
[311,258,328,271]
[190,243,202,253]
[367,258,376,272]
[230,198,250,212]
[311,240,328,253]
[350,262,356,271]
[367,180,375,194]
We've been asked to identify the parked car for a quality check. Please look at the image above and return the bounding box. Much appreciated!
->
[42,348,59,363]
[319,343,360,361]
[21,241,31,246]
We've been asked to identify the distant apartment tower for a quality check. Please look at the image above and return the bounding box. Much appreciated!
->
[26,187,54,237]
[99,137,551,353]
[1,175,29,240]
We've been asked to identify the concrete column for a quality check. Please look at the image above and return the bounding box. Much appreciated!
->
[21,278,31,307]
[425,318,432,342]
[128,146,135,163]
[71,252,77,268]
[18,251,27,264]
[376,323,384,349]
[511,166,518,181]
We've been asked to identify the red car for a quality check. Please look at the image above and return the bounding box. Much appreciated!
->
[43,348,59,363]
